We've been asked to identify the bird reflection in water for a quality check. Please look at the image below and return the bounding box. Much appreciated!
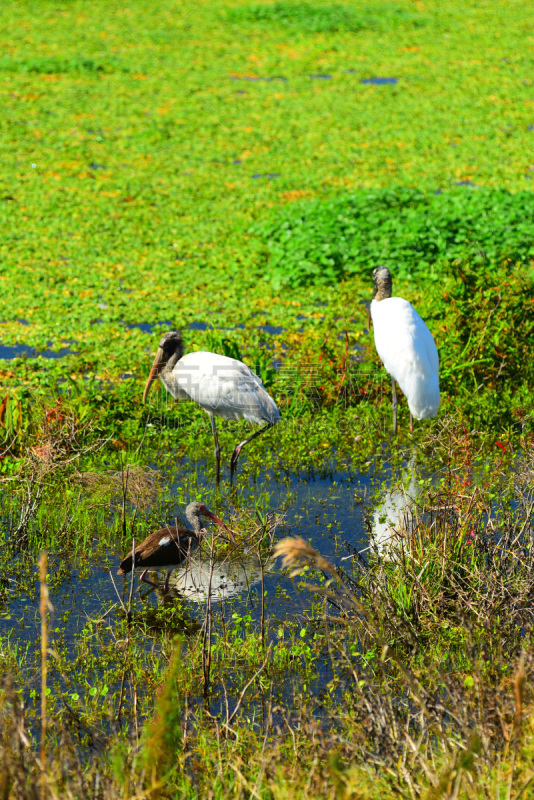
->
[371,456,420,557]
[153,552,269,605]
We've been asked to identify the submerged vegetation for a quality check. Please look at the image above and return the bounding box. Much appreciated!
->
[1,0,534,797]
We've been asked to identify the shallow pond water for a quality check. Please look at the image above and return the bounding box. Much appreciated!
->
[0,448,433,744]
[0,461,380,647]
[0,342,78,360]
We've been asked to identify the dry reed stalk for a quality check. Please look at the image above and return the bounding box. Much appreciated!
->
[506,655,527,800]
[39,552,49,800]
[121,459,129,541]
[202,528,216,697]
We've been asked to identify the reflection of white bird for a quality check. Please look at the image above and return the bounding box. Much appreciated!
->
[143,331,281,485]
[372,457,419,556]
[371,266,440,434]
[161,553,266,604]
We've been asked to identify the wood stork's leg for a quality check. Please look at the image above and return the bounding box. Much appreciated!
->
[140,569,159,589]
[209,413,221,486]
[391,377,398,436]
[410,412,413,435]
[230,423,273,485]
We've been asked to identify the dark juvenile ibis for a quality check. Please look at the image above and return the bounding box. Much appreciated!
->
[371,266,440,434]
[142,331,281,484]
[117,501,235,592]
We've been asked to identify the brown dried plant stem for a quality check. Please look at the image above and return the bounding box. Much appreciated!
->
[120,458,130,541]
[39,552,49,800]
[260,553,265,652]
[506,655,527,800]
[202,530,216,696]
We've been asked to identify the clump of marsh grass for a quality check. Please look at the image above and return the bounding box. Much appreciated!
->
[1,398,109,481]
[1,402,110,544]
[75,464,160,511]
[271,426,534,797]
[274,529,534,798]
[0,676,147,800]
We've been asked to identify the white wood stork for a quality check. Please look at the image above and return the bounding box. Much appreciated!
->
[142,331,281,484]
[370,266,440,434]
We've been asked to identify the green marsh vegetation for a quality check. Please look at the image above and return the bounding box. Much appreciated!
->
[1,0,534,797]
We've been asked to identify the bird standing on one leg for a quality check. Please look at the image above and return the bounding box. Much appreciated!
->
[142,331,281,485]
[370,266,440,434]
[117,501,234,592]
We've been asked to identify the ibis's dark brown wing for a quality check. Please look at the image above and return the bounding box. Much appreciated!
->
[118,525,198,574]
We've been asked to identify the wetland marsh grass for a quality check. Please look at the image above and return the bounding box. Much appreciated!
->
[1,423,534,798]
[1,0,534,796]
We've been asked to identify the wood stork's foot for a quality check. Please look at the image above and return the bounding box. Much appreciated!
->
[409,413,414,435]
[140,569,160,589]
[229,445,243,486]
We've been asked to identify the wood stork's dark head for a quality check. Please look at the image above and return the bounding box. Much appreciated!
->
[372,266,393,302]
[142,331,184,404]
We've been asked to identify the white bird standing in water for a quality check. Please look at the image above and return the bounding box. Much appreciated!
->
[142,331,281,484]
[370,266,440,434]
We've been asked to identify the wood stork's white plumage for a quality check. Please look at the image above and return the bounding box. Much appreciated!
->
[370,266,440,434]
[142,331,281,484]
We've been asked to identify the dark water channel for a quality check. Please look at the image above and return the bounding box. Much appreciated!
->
[0,342,77,360]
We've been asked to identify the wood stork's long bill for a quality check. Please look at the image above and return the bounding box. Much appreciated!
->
[142,331,183,404]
